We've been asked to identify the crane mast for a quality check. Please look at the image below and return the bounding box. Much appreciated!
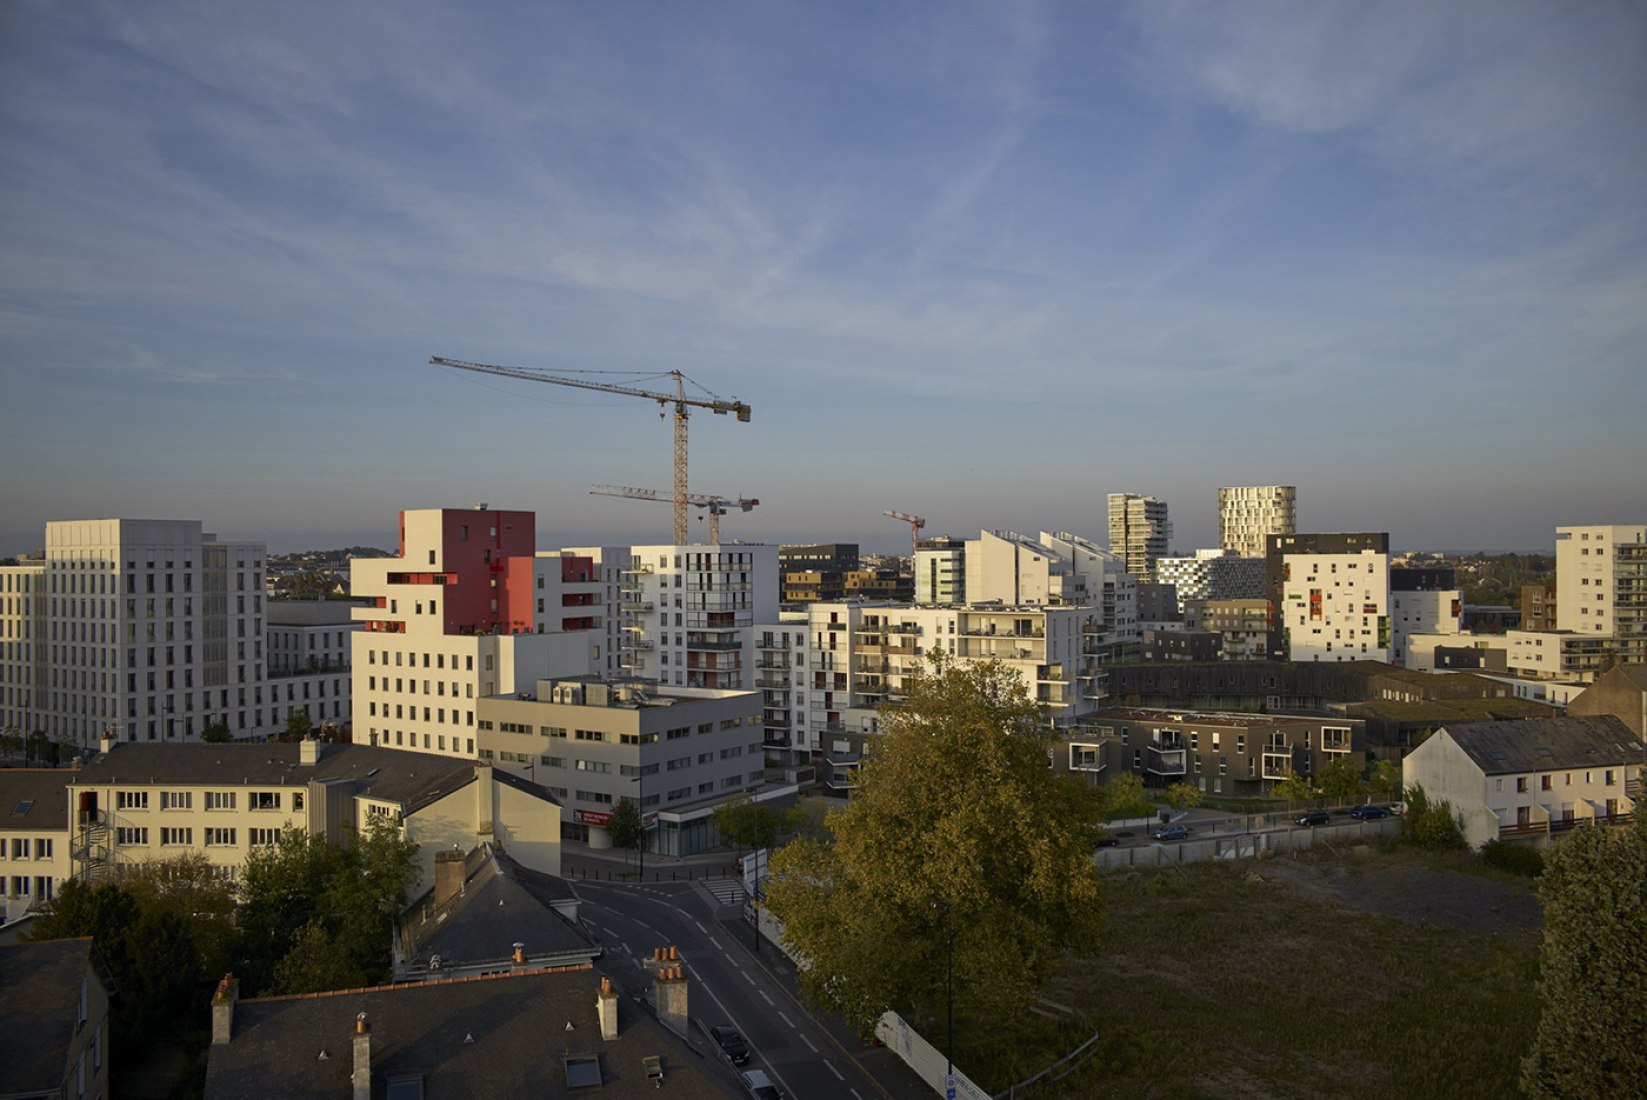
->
[431,356,751,544]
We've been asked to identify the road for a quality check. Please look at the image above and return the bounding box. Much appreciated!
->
[573,873,929,1100]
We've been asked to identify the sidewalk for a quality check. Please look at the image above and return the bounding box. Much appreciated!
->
[714,910,935,1100]
[559,840,743,885]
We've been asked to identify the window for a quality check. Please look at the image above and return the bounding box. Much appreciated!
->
[35,838,52,860]
[116,791,149,811]
[575,729,605,742]
[249,828,282,846]
[574,760,610,774]
[205,791,237,811]
[161,827,192,846]
[1540,775,1552,791]
[576,790,614,805]
[204,827,237,846]
[1516,777,1529,793]
[160,791,192,811]
[1069,744,1102,771]
[250,792,281,811]
[116,827,149,846]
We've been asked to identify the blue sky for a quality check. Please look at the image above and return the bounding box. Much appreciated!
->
[2,1,1643,556]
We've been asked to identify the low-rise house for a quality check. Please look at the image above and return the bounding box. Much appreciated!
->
[1567,664,1647,739]
[65,737,560,892]
[0,770,74,923]
[0,937,112,1100]
[1401,715,1643,848]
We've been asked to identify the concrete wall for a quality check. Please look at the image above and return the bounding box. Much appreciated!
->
[1093,818,1402,870]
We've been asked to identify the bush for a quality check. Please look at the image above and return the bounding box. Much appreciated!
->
[1402,784,1466,850]
[1481,840,1544,877]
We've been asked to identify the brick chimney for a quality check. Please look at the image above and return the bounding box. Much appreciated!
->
[209,974,238,1045]
[352,1013,371,1100]
[651,948,689,1038]
[433,848,466,908]
[596,976,619,1041]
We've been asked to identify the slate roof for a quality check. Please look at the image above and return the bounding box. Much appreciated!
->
[0,769,72,832]
[69,743,556,816]
[1441,715,1645,775]
[401,848,595,971]
[1618,665,1647,690]
[205,965,734,1099]
[0,938,100,1095]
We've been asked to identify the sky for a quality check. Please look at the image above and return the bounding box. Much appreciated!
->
[2,1,1644,557]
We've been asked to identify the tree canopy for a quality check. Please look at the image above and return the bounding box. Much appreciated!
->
[1521,817,1647,1096]
[711,794,800,854]
[608,797,644,865]
[765,656,1105,1038]
[1094,772,1156,821]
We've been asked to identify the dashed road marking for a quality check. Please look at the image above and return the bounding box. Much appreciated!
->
[758,990,774,1006]
[824,1060,844,1080]
[799,1033,818,1053]
[778,1011,794,1028]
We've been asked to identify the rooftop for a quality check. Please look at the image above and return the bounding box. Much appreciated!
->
[400,847,594,974]
[0,769,73,833]
[1440,715,1645,774]
[0,938,100,1095]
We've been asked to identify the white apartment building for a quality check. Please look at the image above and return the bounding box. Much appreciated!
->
[265,600,357,731]
[914,537,966,605]
[964,531,1088,606]
[1107,494,1172,582]
[1278,545,1390,662]
[1219,486,1296,559]
[1155,549,1266,611]
[592,544,779,691]
[1389,583,1462,668]
[351,508,605,761]
[1,519,272,747]
[1556,525,1647,654]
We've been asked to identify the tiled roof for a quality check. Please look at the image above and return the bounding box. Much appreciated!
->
[205,965,734,1099]
[401,848,594,970]
[1440,715,1645,774]
[0,938,98,1094]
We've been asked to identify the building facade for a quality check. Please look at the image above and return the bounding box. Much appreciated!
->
[1107,493,1172,582]
[914,536,966,605]
[1155,549,1266,611]
[1218,485,1296,559]
[1388,567,1463,667]
[1555,524,1647,664]
[779,544,859,604]
[1,519,272,747]
[265,600,357,733]
[1266,532,1390,662]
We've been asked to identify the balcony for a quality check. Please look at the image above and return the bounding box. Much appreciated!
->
[626,637,654,650]
[1260,752,1293,780]
[686,637,743,652]
[620,600,654,612]
[1146,746,1187,776]
[755,674,790,690]
[762,712,792,728]
[621,563,654,575]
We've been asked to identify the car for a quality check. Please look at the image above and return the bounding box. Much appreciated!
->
[742,1068,783,1099]
[1349,804,1391,820]
[710,1025,749,1066]
[1294,809,1331,827]
[1151,824,1190,842]
[1095,833,1119,848]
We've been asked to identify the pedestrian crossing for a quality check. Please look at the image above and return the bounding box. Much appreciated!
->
[701,877,746,907]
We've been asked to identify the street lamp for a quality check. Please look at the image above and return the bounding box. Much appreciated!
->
[631,774,645,881]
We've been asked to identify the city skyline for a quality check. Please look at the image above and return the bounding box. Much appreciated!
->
[3,3,1644,555]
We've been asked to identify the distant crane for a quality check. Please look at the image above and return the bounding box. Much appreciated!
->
[431,356,751,544]
[883,509,927,561]
[590,485,760,545]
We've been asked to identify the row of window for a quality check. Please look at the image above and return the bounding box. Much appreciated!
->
[116,790,291,812]
[3,838,53,860]
[116,826,256,846]
[367,650,481,671]
[370,701,474,725]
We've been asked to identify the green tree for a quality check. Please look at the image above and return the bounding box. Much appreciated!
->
[1094,772,1156,822]
[608,797,644,868]
[0,726,24,759]
[283,711,314,742]
[1522,817,1647,1096]
[1272,770,1316,804]
[1367,758,1402,799]
[1316,757,1367,804]
[711,795,799,854]
[765,657,1104,1040]
[119,853,240,976]
[1161,783,1204,811]
[200,720,232,744]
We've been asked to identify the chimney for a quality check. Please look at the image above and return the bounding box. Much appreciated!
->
[596,976,619,1041]
[434,849,466,908]
[652,951,689,1038]
[352,1014,371,1100]
[299,737,320,766]
[98,732,115,756]
[209,974,238,1045]
[512,942,527,966]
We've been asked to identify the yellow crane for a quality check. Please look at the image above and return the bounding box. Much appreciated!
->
[431,356,752,545]
[589,484,760,544]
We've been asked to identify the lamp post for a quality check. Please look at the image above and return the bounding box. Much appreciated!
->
[631,774,645,881]
[942,900,954,1093]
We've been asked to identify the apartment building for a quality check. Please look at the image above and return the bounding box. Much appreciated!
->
[265,599,357,731]
[1065,708,1365,799]
[0,938,111,1100]
[351,508,605,760]
[914,536,966,604]
[1521,584,1557,631]
[964,530,1089,606]
[64,737,559,892]
[1155,549,1266,611]
[475,675,767,854]
[1219,485,1296,559]
[601,544,778,690]
[1389,567,1463,667]
[1555,524,1647,663]
[0,519,272,747]
[1266,532,1390,662]
[778,543,858,604]
[1402,715,1641,848]
[1182,598,1268,660]
[1107,493,1172,582]
[0,769,73,922]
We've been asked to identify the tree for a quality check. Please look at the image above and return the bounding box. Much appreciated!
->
[1316,757,1367,803]
[765,657,1105,1040]
[1272,770,1316,804]
[609,797,644,868]
[282,711,313,742]
[119,853,240,976]
[1401,784,1465,850]
[710,795,799,854]
[1522,817,1647,1096]
[200,720,232,744]
[1161,783,1204,811]
[1367,758,1401,799]
[1094,772,1155,822]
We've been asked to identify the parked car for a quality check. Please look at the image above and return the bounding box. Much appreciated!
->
[1294,809,1331,827]
[743,1069,783,1099]
[711,1025,750,1066]
[1095,832,1119,848]
[1151,824,1190,842]
[1349,804,1391,820]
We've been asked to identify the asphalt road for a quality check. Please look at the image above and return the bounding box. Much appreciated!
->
[573,873,931,1100]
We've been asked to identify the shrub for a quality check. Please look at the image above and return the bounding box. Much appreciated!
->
[1402,784,1466,850]
[1481,839,1544,877]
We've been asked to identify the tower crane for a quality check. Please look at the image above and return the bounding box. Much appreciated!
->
[883,509,926,561]
[431,356,751,545]
[590,485,760,545]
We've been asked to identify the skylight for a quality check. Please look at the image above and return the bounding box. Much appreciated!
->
[11,800,32,816]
